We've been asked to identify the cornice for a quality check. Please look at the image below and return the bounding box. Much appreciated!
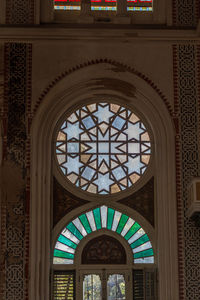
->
[0,26,199,42]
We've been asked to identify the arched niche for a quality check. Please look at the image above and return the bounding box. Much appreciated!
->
[30,61,179,300]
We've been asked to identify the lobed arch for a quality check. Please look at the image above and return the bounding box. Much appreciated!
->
[30,61,179,300]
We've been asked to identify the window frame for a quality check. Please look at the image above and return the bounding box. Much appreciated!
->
[53,99,154,202]
[40,0,168,24]
[30,63,179,300]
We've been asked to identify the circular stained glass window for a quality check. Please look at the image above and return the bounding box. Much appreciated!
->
[55,102,151,195]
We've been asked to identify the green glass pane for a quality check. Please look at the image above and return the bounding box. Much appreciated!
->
[79,214,92,234]
[58,234,77,249]
[54,249,74,259]
[67,222,83,240]
[134,248,154,259]
[107,207,115,230]
[130,234,149,249]
[93,207,101,230]
[116,214,129,234]
[124,222,141,241]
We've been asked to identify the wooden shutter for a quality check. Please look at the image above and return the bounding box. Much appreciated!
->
[133,269,144,300]
[53,271,75,300]
[133,269,157,300]
[145,270,156,300]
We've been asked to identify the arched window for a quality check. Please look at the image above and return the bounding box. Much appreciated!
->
[53,206,156,299]
[54,102,151,196]
[30,64,179,300]
[52,100,156,299]
[40,0,167,24]
[54,0,153,12]
[53,205,154,265]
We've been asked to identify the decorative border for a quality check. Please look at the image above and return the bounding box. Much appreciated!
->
[0,42,6,300]
[2,43,32,300]
[172,0,198,26]
[197,45,200,162]
[172,45,185,300]
[6,0,35,24]
[173,44,200,299]
[32,58,173,120]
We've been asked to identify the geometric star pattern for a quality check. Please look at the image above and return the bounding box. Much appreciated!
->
[56,102,151,194]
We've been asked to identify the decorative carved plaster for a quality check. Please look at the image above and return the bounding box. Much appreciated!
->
[82,234,126,264]
[2,43,32,300]
[172,0,198,26]
[173,44,200,300]
[6,0,34,25]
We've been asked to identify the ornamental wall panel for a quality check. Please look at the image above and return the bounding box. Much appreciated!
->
[1,43,32,300]
[174,44,200,299]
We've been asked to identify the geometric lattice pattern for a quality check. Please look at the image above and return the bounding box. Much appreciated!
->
[53,205,154,264]
[56,102,151,195]
[177,44,200,299]
[172,0,198,27]
[54,0,152,11]
[4,43,32,300]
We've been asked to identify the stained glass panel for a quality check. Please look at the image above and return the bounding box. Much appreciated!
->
[53,206,154,264]
[54,0,153,11]
[56,102,151,195]
[127,0,152,11]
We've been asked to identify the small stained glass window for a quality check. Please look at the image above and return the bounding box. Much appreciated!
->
[55,102,151,195]
[54,0,153,12]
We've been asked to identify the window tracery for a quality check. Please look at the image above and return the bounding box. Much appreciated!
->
[55,102,151,195]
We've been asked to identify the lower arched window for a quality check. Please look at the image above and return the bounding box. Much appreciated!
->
[52,206,157,299]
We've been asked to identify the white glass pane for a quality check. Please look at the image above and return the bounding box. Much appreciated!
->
[112,211,122,231]
[53,257,73,264]
[83,274,101,300]
[61,228,80,244]
[128,228,145,244]
[107,274,125,300]
[121,218,135,237]
[55,241,75,254]
[100,205,107,228]
[73,218,87,237]
[86,211,96,231]
[134,256,154,264]
[132,241,152,253]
